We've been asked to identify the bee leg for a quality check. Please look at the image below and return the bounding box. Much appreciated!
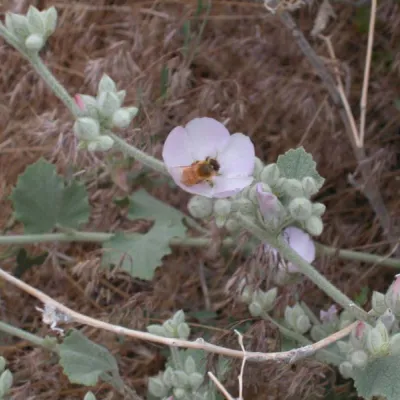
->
[206,179,214,188]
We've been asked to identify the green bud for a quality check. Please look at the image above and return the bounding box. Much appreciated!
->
[213,199,232,217]
[225,218,241,234]
[283,179,304,198]
[112,109,133,129]
[148,376,169,397]
[215,215,227,228]
[371,291,387,315]
[240,285,253,304]
[172,310,185,326]
[73,117,100,141]
[84,391,96,400]
[89,135,114,152]
[288,197,312,221]
[187,196,213,219]
[173,388,187,399]
[172,370,189,387]
[117,90,126,103]
[162,320,175,337]
[379,309,395,332]
[336,340,352,355]
[249,302,263,317]
[305,215,323,236]
[350,350,368,368]
[0,370,13,395]
[43,7,58,36]
[184,356,196,375]
[0,358,5,374]
[262,287,278,311]
[390,333,400,355]
[25,33,45,51]
[177,323,190,340]
[260,163,280,186]
[295,314,311,334]
[147,324,166,337]
[385,276,400,317]
[312,202,326,217]
[366,321,390,357]
[6,13,30,39]
[27,6,45,35]
[77,95,98,118]
[339,361,353,379]
[127,106,139,118]
[163,367,174,387]
[98,74,117,93]
[97,91,121,118]
[310,325,327,342]
[253,157,264,179]
[189,372,204,390]
[235,198,254,215]
[302,177,318,197]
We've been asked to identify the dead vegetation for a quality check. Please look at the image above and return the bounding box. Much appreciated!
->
[0,0,400,398]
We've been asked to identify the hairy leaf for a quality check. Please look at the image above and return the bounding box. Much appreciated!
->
[102,190,187,280]
[11,159,90,233]
[58,330,123,390]
[353,354,400,400]
[277,147,325,190]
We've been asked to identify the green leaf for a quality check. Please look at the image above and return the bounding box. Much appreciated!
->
[102,190,187,280]
[354,286,370,307]
[14,248,47,278]
[11,159,90,233]
[353,354,400,400]
[276,147,325,190]
[59,330,123,390]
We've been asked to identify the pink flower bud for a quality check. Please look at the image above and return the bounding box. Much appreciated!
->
[74,94,85,111]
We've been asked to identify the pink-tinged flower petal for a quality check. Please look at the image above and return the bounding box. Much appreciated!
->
[74,94,85,111]
[185,117,230,160]
[256,183,278,217]
[355,321,366,339]
[217,133,255,177]
[393,275,400,297]
[162,126,195,167]
[284,226,315,264]
[320,305,338,323]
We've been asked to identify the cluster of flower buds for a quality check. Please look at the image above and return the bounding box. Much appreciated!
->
[4,6,57,52]
[73,74,138,151]
[337,276,400,379]
[148,355,205,399]
[0,357,13,398]
[146,310,190,340]
[240,286,278,317]
[284,303,312,334]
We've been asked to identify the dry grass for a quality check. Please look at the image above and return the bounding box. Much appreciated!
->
[1,0,400,399]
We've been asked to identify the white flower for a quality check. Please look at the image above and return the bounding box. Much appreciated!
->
[265,226,315,273]
[162,117,255,198]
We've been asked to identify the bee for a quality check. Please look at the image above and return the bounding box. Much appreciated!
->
[180,157,220,187]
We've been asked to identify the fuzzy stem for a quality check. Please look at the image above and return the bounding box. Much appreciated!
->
[109,133,168,175]
[0,321,55,351]
[238,214,369,321]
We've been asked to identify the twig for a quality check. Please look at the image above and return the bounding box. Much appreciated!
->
[235,330,247,400]
[359,0,377,147]
[276,9,398,255]
[208,372,235,400]
[0,266,354,363]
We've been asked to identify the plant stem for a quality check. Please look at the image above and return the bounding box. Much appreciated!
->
[238,214,370,321]
[109,133,168,175]
[0,321,55,351]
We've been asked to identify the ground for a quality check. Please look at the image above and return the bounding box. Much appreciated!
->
[0,0,400,399]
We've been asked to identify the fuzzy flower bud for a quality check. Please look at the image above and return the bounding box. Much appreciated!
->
[73,117,100,141]
[0,369,13,395]
[371,291,387,315]
[283,179,304,198]
[366,320,390,357]
[253,157,264,179]
[5,13,30,40]
[302,177,318,197]
[312,202,326,216]
[25,33,44,50]
[390,333,400,355]
[288,197,312,221]
[187,196,213,219]
[214,199,232,217]
[260,163,280,186]
[87,135,114,152]
[97,91,121,118]
[385,275,400,316]
[148,375,169,398]
[350,350,368,368]
[225,218,241,233]
[339,361,353,379]
[305,215,323,236]
[98,74,117,93]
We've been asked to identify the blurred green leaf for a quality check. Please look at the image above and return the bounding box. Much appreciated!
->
[11,159,90,233]
[354,286,370,307]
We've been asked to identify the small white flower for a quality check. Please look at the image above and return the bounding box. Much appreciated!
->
[162,117,255,198]
[265,226,315,273]
[36,303,71,335]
